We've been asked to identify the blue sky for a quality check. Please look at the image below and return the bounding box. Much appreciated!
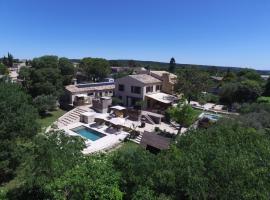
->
[0,0,270,70]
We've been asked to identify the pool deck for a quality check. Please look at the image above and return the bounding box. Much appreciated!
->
[62,122,129,154]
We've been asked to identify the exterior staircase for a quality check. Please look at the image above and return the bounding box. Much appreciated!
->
[143,113,155,125]
[57,107,90,128]
[130,132,143,144]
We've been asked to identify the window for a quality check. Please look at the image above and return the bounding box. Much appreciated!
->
[118,95,122,100]
[131,86,141,94]
[146,86,153,93]
[156,85,162,91]
[118,84,125,91]
[88,92,94,96]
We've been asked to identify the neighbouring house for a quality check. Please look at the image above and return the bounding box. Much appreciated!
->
[209,76,224,94]
[65,79,115,106]
[140,131,171,154]
[111,66,147,74]
[115,74,162,107]
[261,75,270,81]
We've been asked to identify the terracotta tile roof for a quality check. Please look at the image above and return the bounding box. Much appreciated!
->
[129,74,161,84]
[150,71,177,79]
[65,82,115,94]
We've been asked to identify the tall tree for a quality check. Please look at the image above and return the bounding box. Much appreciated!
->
[7,53,13,67]
[0,83,39,184]
[264,77,270,96]
[168,103,198,133]
[176,68,210,103]
[169,57,176,73]
[0,63,8,75]
[79,58,110,82]
[58,57,75,85]
[128,60,137,68]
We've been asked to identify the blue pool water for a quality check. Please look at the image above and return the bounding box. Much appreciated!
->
[72,126,105,141]
[203,113,220,121]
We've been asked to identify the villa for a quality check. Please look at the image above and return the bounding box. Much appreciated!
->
[115,73,178,110]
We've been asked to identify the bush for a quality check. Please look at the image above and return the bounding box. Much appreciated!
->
[257,96,270,104]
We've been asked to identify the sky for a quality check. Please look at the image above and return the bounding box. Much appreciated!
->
[0,0,270,70]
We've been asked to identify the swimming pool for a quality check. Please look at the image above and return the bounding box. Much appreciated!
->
[203,113,220,121]
[71,126,106,141]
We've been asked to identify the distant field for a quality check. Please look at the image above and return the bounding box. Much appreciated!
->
[37,109,66,130]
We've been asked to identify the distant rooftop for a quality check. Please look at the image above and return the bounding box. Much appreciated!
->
[129,74,161,84]
[210,76,223,81]
[150,70,177,79]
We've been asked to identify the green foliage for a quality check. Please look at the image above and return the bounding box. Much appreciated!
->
[264,77,270,96]
[21,131,85,186]
[112,69,134,79]
[2,53,14,67]
[0,83,39,184]
[237,69,263,82]
[30,67,63,97]
[79,57,110,82]
[32,55,58,69]
[198,93,219,104]
[0,63,8,75]
[112,97,123,105]
[176,69,210,102]
[111,144,155,199]
[58,57,75,85]
[6,131,85,199]
[168,103,198,128]
[220,80,262,105]
[174,120,270,199]
[48,155,123,200]
[18,67,32,89]
[33,95,57,115]
[128,60,138,68]
[257,96,270,104]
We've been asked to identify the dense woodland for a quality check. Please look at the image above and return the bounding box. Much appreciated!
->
[1,55,270,199]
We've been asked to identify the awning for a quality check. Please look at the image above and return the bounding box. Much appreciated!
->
[145,92,177,104]
[110,105,126,111]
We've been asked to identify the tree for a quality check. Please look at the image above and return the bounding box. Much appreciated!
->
[6,131,86,200]
[109,60,120,66]
[169,57,176,73]
[173,120,270,199]
[167,103,198,133]
[176,69,210,103]
[0,63,8,75]
[32,55,58,69]
[220,80,262,105]
[48,156,123,200]
[264,77,270,96]
[79,58,110,82]
[33,95,57,115]
[30,67,63,97]
[58,57,75,85]
[111,143,156,199]
[7,53,13,67]
[128,60,136,68]
[18,67,32,91]
[0,83,39,184]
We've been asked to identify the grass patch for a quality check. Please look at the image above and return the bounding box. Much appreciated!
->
[37,108,66,130]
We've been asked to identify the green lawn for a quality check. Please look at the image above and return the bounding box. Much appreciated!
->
[37,109,66,130]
